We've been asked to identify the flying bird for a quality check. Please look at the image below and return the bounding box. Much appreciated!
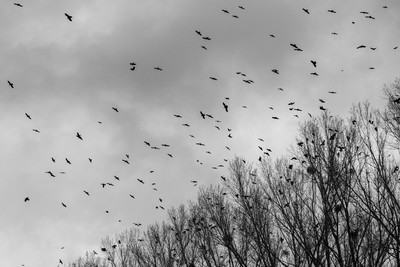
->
[223,102,228,112]
[46,171,55,177]
[137,179,144,184]
[83,190,90,196]
[222,9,229,14]
[195,30,202,36]
[64,13,73,21]
[76,132,83,140]
[61,203,67,208]
[14,3,23,7]
[328,91,337,94]
[129,194,135,199]
[25,113,31,120]
[65,158,71,164]
[209,77,218,81]
[311,60,317,67]
[154,67,163,71]
[24,197,30,202]
[200,111,206,119]
[356,45,366,49]
[7,80,14,88]
[122,159,129,164]
[302,8,310,14]
[328,9,336,13]
[271,69,279,74]
[32,129,40,133]
[310,72,319,76]
[112,107,119,112]
[272,116,279,120]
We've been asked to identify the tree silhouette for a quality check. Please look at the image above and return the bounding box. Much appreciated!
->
[69,89,400,267]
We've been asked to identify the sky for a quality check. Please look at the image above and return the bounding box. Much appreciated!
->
[1,0,399,266]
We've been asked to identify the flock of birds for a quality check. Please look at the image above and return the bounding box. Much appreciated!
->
[4,1,399,266]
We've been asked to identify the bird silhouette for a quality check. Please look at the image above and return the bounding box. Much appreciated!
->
[25,113,31,120]
[83,190,90,196]
[154,67,163,71]
[195,30,202,36]
[311,60,317,67]
[129,194,135,199]
[32,129,40,133]
[302,8,310,14]
[64,13,73,21]
[200,111,206,119]
[223,102,228,112]
[112,107,119,112]
[24,197,30,202]
[271,69,279,74]
[76,132,83,140]
[137,179,144,184]
[272,116,279,120]
[46,171,55,177]
[310,72,319,76]
[122,159,129,164]
[62,203,67,208]
[222,9,229,14]
[7,80,14,88]
[14,3,23,7]
[65,158,71,164]
[328,9,336,13]
[356,45,366,49]
[209,77,218,81]
[328,91,337,94]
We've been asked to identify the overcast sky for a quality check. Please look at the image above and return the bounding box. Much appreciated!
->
[1,0,400,266]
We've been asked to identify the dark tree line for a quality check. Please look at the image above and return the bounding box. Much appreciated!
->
[69,79,400,267]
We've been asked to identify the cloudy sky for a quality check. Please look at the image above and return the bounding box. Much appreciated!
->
[1,0,399,266]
